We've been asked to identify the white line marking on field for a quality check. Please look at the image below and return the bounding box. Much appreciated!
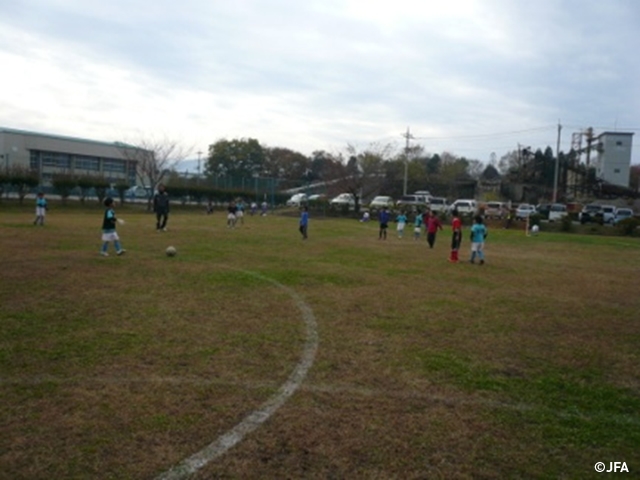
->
[154,270,318,480]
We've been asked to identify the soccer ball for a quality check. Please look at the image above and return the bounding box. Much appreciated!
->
[531,224,540,235]
[165,246,177,257]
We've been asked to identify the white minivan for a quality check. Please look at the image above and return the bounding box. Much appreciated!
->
[548,203,568,222]
[449,199,477,215]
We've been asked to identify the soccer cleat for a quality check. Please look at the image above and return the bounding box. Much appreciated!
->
[116,249,126,256]
[100,252,109,257]
[479,259,485,265]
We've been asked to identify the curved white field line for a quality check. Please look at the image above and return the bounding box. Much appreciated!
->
[155,270,318,480]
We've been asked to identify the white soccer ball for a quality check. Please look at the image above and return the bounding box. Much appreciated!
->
[531,224,540,235]
[166,246,177,257]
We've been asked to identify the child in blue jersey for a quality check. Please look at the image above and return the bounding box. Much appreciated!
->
[33,192,48,226]
[396,212,408,238]
[413,211,423,240]
[100,197,126,257]
[470,215,488,265]
[378,207,390,240]
[299,205,309,239]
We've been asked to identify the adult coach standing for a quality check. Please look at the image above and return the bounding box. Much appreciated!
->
[153,183,170,231]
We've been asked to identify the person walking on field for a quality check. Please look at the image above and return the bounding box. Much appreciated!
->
[449,209,462,262]
[425,210,443,249]
[33,191,48,226]
[299,205,309,239]
[227,201,237,228]
[153,184,170,231]
[413,211,423,240]
[378,206,390,240]
[396,211,408,238]
[470,215,488,265]
[100,197,126,257]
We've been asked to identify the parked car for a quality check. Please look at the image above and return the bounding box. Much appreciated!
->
[368,195,395,210]
[548,203,568,222]
[396,194,428,211]
[414,190,431,199]
[579,204,603,224]
[308,194,326,202]
[330,193,356,209]
[613,207,634,224]
[449,199,477,215]
[428,197,448,214]
[515,203,536,220]
[125,186,150,199]
[286,193,308,206]
[600,205,617,224]
[484,201,507,219]
[536,203,552,219]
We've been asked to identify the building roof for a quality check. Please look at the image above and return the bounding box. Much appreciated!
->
[596,131,635,139]
[0,126,136,149]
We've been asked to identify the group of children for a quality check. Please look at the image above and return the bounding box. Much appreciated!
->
[32,190,487,263]
[31,187,168,257]
[376,206,488,265]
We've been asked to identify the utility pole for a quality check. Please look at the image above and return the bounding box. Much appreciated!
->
[402,126,414,196]
[552,122,562,203]
[196,150,203,187]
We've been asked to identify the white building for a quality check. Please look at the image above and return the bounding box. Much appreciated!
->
[0,127,142,187]
[594,131,634,187]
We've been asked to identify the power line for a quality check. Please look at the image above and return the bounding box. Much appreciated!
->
[563,125,640,132]
[412,125,556,141]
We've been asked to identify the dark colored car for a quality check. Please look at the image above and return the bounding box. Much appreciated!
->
[579,204,603,224]
[536,203,551,219]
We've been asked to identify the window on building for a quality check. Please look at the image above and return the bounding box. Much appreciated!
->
[41,151,71,168]
[614,168,620,174]
[75,156,100,171]
[103,159,126,173]
[30,151,39,170]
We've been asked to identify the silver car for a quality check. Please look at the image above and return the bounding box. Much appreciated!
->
[515,204,536,220]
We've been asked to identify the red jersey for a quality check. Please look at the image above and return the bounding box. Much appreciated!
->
[452,216,462,232]
[426,216,442,233]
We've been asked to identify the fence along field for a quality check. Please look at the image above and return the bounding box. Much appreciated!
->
[1,204,639,479]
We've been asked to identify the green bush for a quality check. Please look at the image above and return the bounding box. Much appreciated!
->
[529,214,542,227]
[560,214,574,233]
[616,217,640,236]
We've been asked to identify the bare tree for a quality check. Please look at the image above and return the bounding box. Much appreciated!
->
[339,143,395,209]
[118,137,191,209]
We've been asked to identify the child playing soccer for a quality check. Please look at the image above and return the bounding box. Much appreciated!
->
[396,212,407,238]
[470,215,488,265]
[299,205,309,239]
[425,210,443,249]
[449,209,462,262]
[413,211,423,240]
[100,197,126,257]
[378,207,390,240]
[33,192,48,226]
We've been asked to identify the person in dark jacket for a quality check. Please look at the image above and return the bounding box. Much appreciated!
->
[153,184,170,231]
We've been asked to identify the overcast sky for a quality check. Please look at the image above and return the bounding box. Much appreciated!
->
[1,0,639,167]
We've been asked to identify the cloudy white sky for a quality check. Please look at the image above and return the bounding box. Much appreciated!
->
[1,0,639,167]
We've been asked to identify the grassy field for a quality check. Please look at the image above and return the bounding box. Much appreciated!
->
[1,202,640,479]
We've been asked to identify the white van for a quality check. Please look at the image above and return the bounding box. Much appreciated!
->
[548,203,568,222]
[428,197,448,214]
[449,199,477,215]
[286,193,308,206]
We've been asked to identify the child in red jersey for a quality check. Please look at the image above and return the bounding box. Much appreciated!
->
[425,210,443,248]
[449,209,462,262]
